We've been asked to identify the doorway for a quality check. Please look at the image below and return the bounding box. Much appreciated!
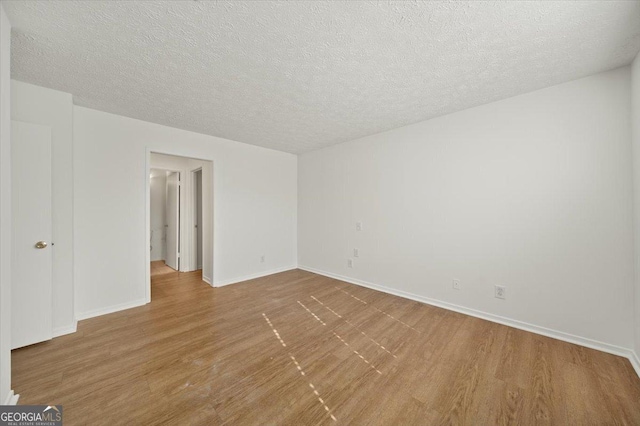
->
[146,152,213,300]
[149,168,181,274]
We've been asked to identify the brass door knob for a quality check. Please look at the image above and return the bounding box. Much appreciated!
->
[35,241,48,249]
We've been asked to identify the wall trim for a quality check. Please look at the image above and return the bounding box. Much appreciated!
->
[298,265,638,365]
[202,275,212,286]
[4,390,19,405]
[76,298,147,321]
[52,322,77,338]
[214,266,297,287]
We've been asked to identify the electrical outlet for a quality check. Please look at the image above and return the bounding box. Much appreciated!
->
[347,259,353,268]
[356,222,363,231]
[495,285,506,299]
[452,279,461,290]
[260,255,265,263]
[353,248,359,257]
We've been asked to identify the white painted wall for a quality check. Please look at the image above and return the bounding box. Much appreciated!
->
[632,53,640,359]
[11,81,75,336]
[299,67,634,350]
[0,3,14,405]
[74,106,297,318]
[149,171,166,262]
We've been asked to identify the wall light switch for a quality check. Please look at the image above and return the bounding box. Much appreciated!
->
[347,259,353,268]
[353,248,359,257]
[356,222,363,231]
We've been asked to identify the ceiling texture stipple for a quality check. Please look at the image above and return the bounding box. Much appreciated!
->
[3,1,640,154]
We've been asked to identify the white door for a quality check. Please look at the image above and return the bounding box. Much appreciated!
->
[165,172,180,271]
[11,120,53,349]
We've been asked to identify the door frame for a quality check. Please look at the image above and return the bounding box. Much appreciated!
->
[145,148,215,304]
[190,167,203,272]
[150,167,182,271]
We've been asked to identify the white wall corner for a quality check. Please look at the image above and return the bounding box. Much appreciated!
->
[214,266,297,287]
[52,321,77,338]
[75,299,147,321]
[629,351,640,379]
[202,275,212,286]
[631,50,640,379]
[4,390,19,405]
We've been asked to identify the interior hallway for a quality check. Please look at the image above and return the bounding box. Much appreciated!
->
[11,269,640,424]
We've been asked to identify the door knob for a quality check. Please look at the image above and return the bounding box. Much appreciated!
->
[35,241,48,249]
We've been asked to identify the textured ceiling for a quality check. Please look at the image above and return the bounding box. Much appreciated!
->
[4,1,640,154]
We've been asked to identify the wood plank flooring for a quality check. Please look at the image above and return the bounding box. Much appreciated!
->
[150,260,178,276]
[12,269,640,425]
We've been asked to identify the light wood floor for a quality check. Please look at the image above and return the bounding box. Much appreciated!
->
[150,260,178,276]
[12,269,640,425]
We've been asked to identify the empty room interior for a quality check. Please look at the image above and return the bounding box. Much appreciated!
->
[1,0,640,424]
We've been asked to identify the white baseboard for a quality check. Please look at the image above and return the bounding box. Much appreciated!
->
[299,265,637,366]
[52,321,77,338]
[202,275,212,286]
[214,266,297,288]
[4,390,19,405]
[76,298,148,321]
